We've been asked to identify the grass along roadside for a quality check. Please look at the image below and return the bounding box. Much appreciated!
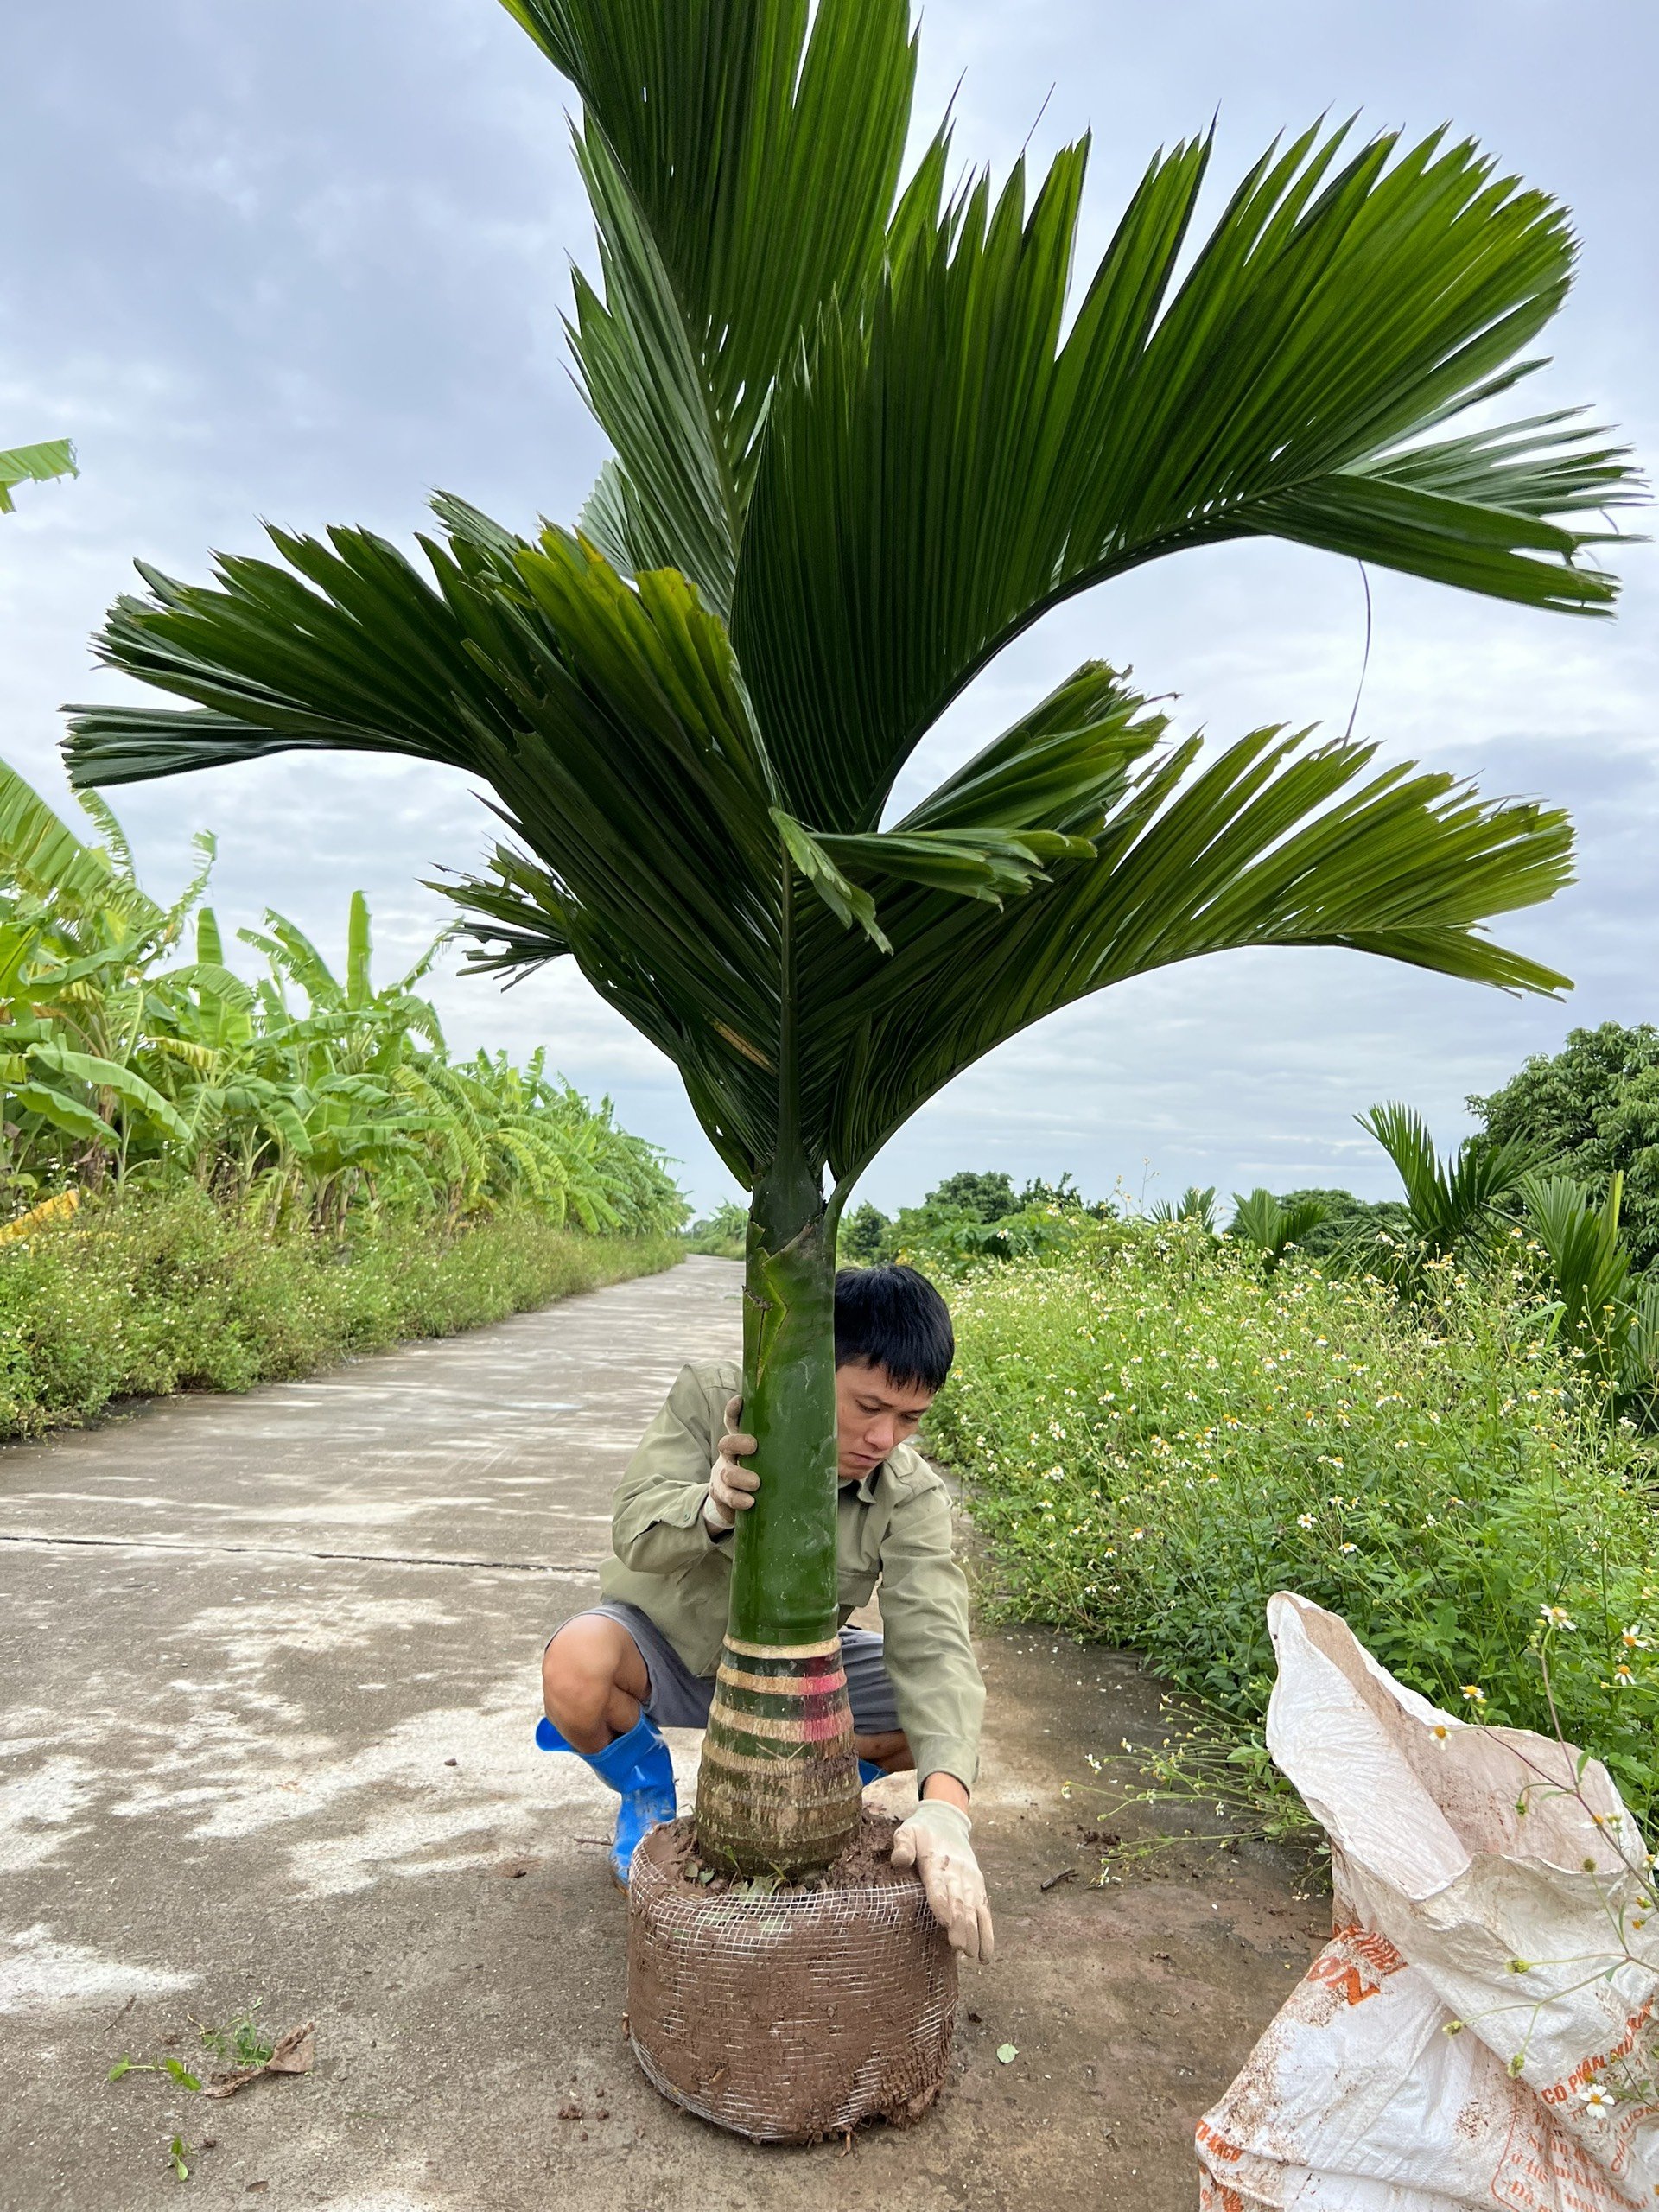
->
[927,1222,1659,1826]
[0,1185,682,1440]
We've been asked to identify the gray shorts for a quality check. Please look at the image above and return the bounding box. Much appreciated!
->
[561,1599,902,1737]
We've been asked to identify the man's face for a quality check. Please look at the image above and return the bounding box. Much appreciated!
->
[833,1359,936,1483]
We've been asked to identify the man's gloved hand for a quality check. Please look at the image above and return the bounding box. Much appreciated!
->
[702,1394,759,1533]
[892,1800,995,1962]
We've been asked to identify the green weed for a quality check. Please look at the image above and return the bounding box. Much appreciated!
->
[193,2004,273,2071]
[1068,1706,1327,1884]
[109,2056,200,2089]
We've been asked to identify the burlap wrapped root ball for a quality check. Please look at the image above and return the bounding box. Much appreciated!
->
[626,1816,957,2143]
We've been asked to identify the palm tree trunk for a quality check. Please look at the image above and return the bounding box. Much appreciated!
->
[692,1154,861,1873]
[693,864,861,1876]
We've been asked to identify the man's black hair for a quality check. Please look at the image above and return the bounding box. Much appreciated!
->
[833,1264,954,1393]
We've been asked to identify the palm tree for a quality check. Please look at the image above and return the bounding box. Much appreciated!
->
[63,0,1637,1873]
[1228,1188,1332,1273]
[1358,1099,1545,1277]
[1520,1171,1659,1408]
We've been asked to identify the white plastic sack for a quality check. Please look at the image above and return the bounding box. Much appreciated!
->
[1195,1592,1659,2212]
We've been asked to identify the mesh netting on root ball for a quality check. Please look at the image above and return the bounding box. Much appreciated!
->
[626,1815,957,2144]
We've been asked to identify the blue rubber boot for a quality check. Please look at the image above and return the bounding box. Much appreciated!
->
[536,1711,677,1885]
[858,1759,884,1787]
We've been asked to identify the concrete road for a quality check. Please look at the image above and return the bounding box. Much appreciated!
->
[0,1254,1323,2210]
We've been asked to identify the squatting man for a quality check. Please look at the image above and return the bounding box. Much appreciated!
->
[537,1263,995,1961]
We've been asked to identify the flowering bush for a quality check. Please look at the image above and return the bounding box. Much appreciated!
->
[929,1223,1659,1818]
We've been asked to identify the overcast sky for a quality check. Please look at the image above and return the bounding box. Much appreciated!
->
[6,0,1656,1216]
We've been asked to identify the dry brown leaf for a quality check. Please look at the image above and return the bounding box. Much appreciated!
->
[264,2022,315,2075]
[200,2066,264,2102]
[200,2020,315,2100]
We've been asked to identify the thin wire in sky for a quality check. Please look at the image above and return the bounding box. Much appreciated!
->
[1344,563,1374,741]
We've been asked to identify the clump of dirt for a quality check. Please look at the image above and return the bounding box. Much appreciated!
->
[656,1810,906,1896]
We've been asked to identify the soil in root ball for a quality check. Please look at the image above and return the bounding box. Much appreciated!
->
[658,1809,906,1894]
[628,1811,957,2144]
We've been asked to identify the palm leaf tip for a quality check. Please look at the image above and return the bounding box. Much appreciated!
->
[522,0,918,611]
[432,847,575,982]
[62,707,313,791]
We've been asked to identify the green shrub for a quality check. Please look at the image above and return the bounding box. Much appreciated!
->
[924,1170,1020,1223]
[1268,1186,1414,1260]
[930,1223,1659,1817]
[836,1171,1116,1270]
[684,1198,747,1258]
[0,1185,682,1438]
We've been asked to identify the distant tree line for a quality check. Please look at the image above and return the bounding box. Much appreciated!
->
[687,1024,1659,1409]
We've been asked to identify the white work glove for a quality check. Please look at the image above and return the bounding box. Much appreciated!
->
[892,1800,995,1963]
[702,1394,759,1533]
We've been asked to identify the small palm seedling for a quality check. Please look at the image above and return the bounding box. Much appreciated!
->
[1229,1189,1333,1274]
[1150,1186,1220,1234]
[1360,1101,1545,1277]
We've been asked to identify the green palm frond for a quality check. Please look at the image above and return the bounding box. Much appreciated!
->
[1229,1187,1332,1269]
[788,700,1573,1187]
[1522,1170,1638,1389]
[1359,1099,1545,1255]
[59,0,1631,1205]
[431,843,574,977]
[504,0,917,607]
[1148,1185,1218,1232]
[820,823,1092,907]
[899,664,1159,839]
[736,118,1633,830]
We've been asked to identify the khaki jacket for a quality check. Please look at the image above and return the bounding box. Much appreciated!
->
[600,1360,984,1789]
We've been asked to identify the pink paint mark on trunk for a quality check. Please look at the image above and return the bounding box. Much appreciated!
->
[799,1709,853,1742]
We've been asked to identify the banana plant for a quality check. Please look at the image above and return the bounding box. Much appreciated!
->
[239,891,448,1072]
[0,761,207,1177]
[62,0,1637,1873]
[0,437,76,514]
[0,758,683,1230]
[181,900,446,1219]
[400,1050,642,1229]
